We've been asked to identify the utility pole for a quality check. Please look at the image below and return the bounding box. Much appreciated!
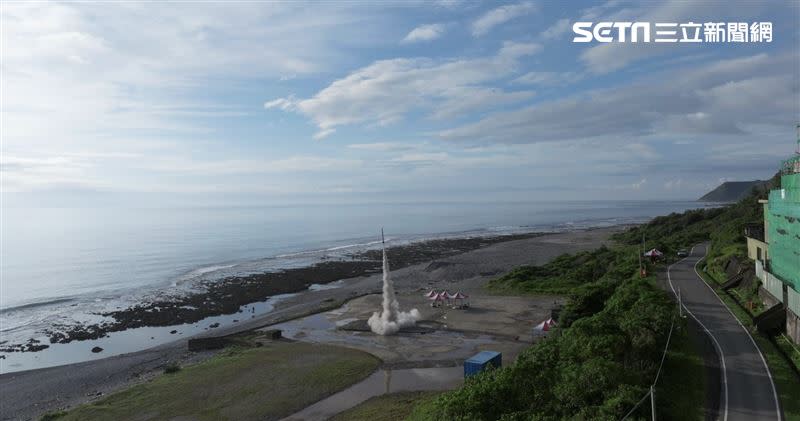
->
[638,243,643,277]
[678,287,683,318]
[650,385,657,421]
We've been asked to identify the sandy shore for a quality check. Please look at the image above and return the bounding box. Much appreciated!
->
[0,226,621,420]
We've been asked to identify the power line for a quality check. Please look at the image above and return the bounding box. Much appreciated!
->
[620,317,676,421]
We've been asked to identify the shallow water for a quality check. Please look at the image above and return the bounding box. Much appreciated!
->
[0,294,295,374]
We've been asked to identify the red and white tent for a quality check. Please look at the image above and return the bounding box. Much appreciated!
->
[643,248,663,257]
[533,318,557,335]
[425,290,438,299]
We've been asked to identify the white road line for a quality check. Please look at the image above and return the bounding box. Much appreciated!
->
[691,245,782,421]
[667,245,728,421]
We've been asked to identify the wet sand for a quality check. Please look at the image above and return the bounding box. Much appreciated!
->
[0,227,620,420]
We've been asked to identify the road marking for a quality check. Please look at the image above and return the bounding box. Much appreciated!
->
[690,245,782,421]
[667,246,728,421]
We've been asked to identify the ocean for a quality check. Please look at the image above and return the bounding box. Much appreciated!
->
[0,200,707,371]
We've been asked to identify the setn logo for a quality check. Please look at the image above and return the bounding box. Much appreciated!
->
[573,22,651,43]
[573,21,773,43]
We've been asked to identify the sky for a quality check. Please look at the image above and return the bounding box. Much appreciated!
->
[2,0,799,207]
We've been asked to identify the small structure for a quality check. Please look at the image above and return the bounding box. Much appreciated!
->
[425,290,438,299]
[464,351,502,378]
[533,318,557,337]
[644,248,663,262]
[431,292,446,307]
[263,329,282,340]
[451,291,469,308]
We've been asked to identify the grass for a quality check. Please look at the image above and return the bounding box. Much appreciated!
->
[47,340,381,421]
[656,320,707,421]
[777,334,800,371]
[698,265,800,421]
[327,391,442,421]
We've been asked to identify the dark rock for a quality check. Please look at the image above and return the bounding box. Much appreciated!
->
[91,346,103,353]
[188,336,228,351]
[209,323,220,328]
[263,329,282,340]
[170,330,177,334]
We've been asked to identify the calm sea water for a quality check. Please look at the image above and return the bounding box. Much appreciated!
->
[0,200,706,361]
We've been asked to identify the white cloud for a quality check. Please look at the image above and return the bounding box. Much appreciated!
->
[632,178,647,190]
[313,128,336,140]
[513,71,582,86]
[402,23,446,43]
[264,96,297,111]
[540,18,570,39]
[265,41,541,139]
[347,142,416,152]
[439,53,796,144]
[1,2,386,191]
[472,2,537,37]
[664,179,683,190]
[627,143,658,160]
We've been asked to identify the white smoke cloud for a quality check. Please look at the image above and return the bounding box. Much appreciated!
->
[367,241,420,335]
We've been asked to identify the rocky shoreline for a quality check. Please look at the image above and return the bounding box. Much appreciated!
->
[1,232,543,352]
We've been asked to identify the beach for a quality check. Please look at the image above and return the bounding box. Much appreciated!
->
[0,226,620,420]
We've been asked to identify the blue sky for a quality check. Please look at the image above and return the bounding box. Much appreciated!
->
[2,1,798,206]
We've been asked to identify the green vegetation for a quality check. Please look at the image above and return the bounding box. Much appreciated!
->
[655,323,707,421]
[163,362,181,374]
[49,340,380,421]
[330,391,442,421]
[777,334,800,371]
[39,412,67,421]
[418,271,685,420]
[752,334,800,421]
[488,245,624,295]
[418,183,793,420]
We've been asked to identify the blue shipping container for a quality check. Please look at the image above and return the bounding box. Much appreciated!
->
[464,351,502,378]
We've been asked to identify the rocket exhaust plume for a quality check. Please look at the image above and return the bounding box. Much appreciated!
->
[368,229,420,335]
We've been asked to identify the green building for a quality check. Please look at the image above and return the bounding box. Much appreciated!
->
[748,135,800,344]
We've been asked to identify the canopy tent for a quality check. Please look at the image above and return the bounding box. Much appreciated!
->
[643,248,663,257]
[533,318,557,336]
[430,291,448,307]
[425,290,438,298]
[452,291,470,307]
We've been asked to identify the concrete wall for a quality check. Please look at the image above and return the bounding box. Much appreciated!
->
[762,269,785,304]
[760,286,781,308]
[788,286,800,320]
[788,308,800,345]
[746,237,768,262]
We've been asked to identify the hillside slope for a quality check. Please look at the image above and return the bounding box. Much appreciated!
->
[699,180,768,202]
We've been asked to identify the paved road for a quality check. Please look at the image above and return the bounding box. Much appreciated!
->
[666,243,782,421]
